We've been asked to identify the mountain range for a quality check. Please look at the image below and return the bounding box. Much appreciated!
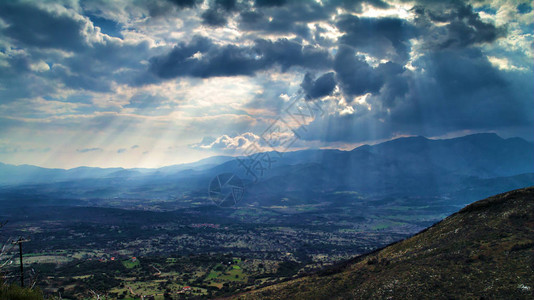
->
[0,133,532,210]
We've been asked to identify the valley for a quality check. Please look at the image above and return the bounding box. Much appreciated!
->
[1,193,445,299]
[0,134,532,299]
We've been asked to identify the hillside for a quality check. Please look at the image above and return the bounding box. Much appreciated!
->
[233,187,534,299]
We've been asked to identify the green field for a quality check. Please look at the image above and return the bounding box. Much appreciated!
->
[122,259,140,269]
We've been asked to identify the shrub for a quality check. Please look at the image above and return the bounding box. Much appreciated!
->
[0,280,44,300]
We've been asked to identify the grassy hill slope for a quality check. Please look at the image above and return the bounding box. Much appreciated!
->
[233,187,534,299]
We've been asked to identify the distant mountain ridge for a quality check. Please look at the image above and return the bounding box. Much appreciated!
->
[199,132,534,179]
[0,133,532,185]
[0,133,532,209]
[0,155,234,186]
[231,133,534,205]
[233,187,534,299]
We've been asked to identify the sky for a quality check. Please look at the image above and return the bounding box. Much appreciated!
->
[0,0,532,169]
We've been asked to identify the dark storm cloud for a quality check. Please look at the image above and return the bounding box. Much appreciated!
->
[0,50,60,102]
[149,36,261,78]
[301,72,337,100]
[255,38,332,71]
[234,0,398,42]
[0,2,86,51]
[334,46,384,98]
[149,36,332,79]
[201,0,240,26]
[238,0,331,38]
[301,45,533,143]
[336,15,416,62]
[422,48,505,98]
[327,0,390,10]
[167,0,202,8]
[117,0,202,19]
[215,0,239,10]
[252,0,389,12]
[333,47,410,106]
[412,1,504,50]
[39,38,152,92]
[202,9,230,26]
[254,0,287,7]
[0,1,154,96]
[238,10,311,38]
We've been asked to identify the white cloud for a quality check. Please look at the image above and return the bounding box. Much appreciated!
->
[487,56,527,71]
[30,60,50,72]
[190,132,261,152]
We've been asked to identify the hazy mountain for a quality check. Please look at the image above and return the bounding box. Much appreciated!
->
[235,187,534,299]
[239,133,534,206]
[0,133,532,210]
[0,163,129,186]
[137,155,234,175]
[0,155,233,186]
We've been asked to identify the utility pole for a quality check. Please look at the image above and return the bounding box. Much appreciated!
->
[11,237,29,287]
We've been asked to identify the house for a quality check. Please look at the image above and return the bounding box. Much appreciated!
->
[182,286,191,291]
